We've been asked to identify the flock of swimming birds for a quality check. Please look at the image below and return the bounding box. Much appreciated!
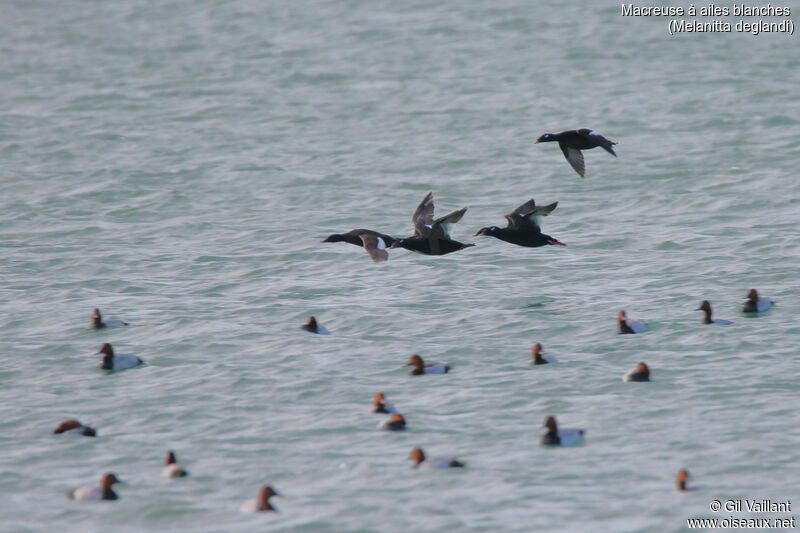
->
[56,129,776,513]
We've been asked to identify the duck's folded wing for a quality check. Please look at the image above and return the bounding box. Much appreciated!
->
[359,234,389,262]
[431,208,467,239]
[560,145,585,177]
[412,192,435,236]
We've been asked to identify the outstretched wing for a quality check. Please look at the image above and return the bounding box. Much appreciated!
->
[412,192,435,236]
[560,144,585,177]
[359,234,389,262]
[504,199,557,232]
[431,207,467,239]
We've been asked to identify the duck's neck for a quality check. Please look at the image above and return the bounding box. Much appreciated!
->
[702,311,713,324]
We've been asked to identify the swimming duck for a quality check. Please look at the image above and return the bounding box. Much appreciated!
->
[162,451,189,478]
[530,343,557,365]
[409,448,466,469]
[623,362,650,382]
[474,199,565,247]
[300,316,330,334]
[323,229,396,262]
[741,289,774,314]
[676,469,691,491]
[407,354,450,375]
[90,308,128,329]
[378,413,406,431]
[98,343,143,371]
[67,473,122,501]
[372,392,396,414]
[241,485,281,512]
[695,301,733,325]
[389,192,475,255]
[617,310,647,334]
[53,419,96,437]
[534,129,617,177]
[540,416,585,446]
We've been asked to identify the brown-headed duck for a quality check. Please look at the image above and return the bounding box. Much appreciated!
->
[623,362,650,382]
[372,392,396,414]
[409,447,466,469]
[162,451,189,478]
[241,485,281,512]
[300,316,330,335]
[534,129,617,177]
[676,469,691,491]
[98,343,143,371]
[323,229,396,262]
[695,301,733,325]
[407,354,450,375]
[90,308,128,329]
[67,473,123,501]
[378,413,407,431]
[541,416,585,446]
[741,289,774,314]
[388,192,475,255]
[474,199,565,248]
[53,419,96,437]
[617,310,647,334]
[530,343,557,365]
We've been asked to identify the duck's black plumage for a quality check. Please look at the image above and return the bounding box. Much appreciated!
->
[535,129,617,177]
[474,199,565,247]
[390,192,475,256]
[323,229,396,262]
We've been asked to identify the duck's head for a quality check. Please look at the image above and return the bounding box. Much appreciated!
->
[387,239,405,250]
[301,316,318,332]
[544,234,566,246]
[91,308,103,326]
[532,343,544,362]
[409,447,426,466]
[407,354,425,369]
[746,289,759,302]
[617,310,627,325]
[474,226,499,237]
[543,415,558,433]
[695,300,712,313]
[165,451,178,465]
[257,485,281,510]
[390,413,406,426]
[675,469,690,491]
[635,362,650,379]
[100,473,122,491]
[53,419,83,434]
[97,343,114,357]
[534,133,556,144]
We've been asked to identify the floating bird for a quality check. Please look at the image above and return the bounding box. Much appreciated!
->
[540,416,585,446]
[372,392,396,414]
[162,451,189,478]
[300,316,330,334]
[474,199,565,247]
[741,289,774,314]
[409,448,466,469]
[530,343,557,365]
[407,354,450,375]
[535,129,617,177]
[53,419,96,437]
[695,301,733,325]
[67,473,123,501]
[90,308,128,329]
[241,486,281,512]
[378,413,407,431]
[676,469,691,491]
[623,362,650,382]
[389,192,474,255]
[323,229,396,262]
[617,310,647,334]
[98,343,143,371]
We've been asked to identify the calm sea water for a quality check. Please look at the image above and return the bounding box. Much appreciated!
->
[1,1,798,532]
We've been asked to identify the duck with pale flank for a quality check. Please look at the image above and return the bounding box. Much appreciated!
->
[53,419,96,437]
[241,486,281,512]
[378,413,406,431]
[534,128,617,177]
[162,451,189,478]
[67,473,123,501]
[474,199,565,247]
[98,343,143,371]
[389,192,474,255]
[741,289,774,314]
[695,301,733,325]
[617,310,647,334]
[623,362,650,382]
[323,229,396,262]
[90,308,128,329]
[300,316,330,334]
[530,343,557,365]
[409,448,466,469]
[540,416,585,446]
[407,354,450,375]
[372,392,396,414]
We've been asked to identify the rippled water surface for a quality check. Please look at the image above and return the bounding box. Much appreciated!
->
[1,1,799,532]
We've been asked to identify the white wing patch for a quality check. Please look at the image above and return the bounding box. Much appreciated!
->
[589,130,601,136]
[425,224,432,229]
[376,237,386,250]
